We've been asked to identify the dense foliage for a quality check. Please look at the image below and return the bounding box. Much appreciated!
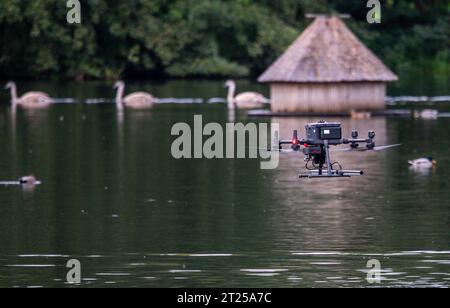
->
[0,0,448,79]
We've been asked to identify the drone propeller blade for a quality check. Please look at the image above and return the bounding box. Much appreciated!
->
[334,144,401,152]
[333,148,355,152]
[280,149,295,153]
[373,144,402,151]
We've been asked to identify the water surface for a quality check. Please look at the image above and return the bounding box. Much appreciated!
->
[0,78,449,288]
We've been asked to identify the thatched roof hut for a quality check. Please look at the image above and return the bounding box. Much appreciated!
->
[258,16,398,113]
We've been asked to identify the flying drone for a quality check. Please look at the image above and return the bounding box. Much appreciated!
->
[276,121,401,179]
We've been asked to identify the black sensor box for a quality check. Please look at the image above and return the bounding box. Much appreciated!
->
[305,122,342,144]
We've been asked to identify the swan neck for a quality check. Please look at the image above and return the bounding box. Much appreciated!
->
[116,83,124,104]
[10,83,18,103]
[227,83,236,109]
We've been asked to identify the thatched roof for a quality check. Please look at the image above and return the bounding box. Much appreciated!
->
[258,17,398,83]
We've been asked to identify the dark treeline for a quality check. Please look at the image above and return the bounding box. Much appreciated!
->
[0,0,448,80]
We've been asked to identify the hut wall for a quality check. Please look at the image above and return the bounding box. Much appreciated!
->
[270,82,386,113]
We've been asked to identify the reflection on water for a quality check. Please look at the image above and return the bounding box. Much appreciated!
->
[0,80,449,288]
[269,117,392,249]
[1,250,450,287]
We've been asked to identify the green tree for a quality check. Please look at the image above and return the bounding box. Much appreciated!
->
[0,0,448,79]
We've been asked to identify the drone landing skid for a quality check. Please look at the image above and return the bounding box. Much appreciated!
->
[299,170,364,179]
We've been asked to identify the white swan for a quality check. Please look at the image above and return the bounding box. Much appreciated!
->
[224,80,268,110]
[4,81,52,107]
[114,81,155,109]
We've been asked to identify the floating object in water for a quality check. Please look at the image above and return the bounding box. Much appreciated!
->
[386,96,450,105]
[4,81,52,107]
[85,98,111,104]
[414,109,439,120]
[0,176,41,187]
[50,98,77,104]
[247,109,412,118]
[387,96,429,103]
[430,96,450,103]
[155,98,203,104]
[225,80,269,110]
[87,98,205,105]
[114,81,155,109]
[408,157,436,169]
[207,97,227,104]
[350,110,371,120]
[19,175,37,185]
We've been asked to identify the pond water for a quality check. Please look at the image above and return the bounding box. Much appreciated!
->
[0,75,449,288]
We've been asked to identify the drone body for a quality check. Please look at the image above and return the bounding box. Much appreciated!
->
[278,121,400,179]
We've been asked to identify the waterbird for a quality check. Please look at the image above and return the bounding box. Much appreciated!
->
[18,175,37,185]
[350,110,371,120]
[408,157,437,169]
[114,81,155,109]
[414,109,439,120]
[4,81,52,107]
[224,80,268,110]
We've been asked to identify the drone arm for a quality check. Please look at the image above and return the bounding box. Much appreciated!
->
[279,140,294,145]
[342,138,371,144]
[279,139,306,152]
[279,139,306,145]
[278,130,306,151]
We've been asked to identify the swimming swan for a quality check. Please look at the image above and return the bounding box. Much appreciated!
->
[225,80,268,110]
[114,81,155,109]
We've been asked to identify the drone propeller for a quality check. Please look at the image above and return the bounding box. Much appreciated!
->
[334,143,402,152]
[373,144,402,151]
[281,149,297,153]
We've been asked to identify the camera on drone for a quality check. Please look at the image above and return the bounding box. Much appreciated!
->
[306,122,342,144]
